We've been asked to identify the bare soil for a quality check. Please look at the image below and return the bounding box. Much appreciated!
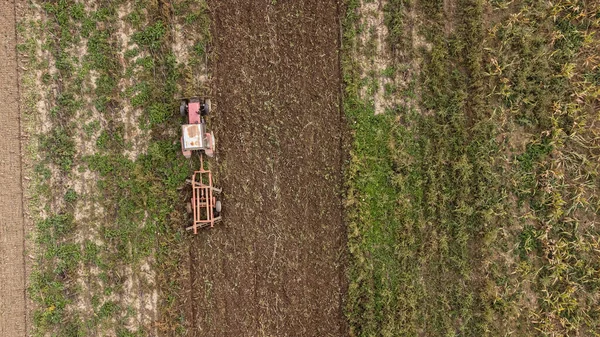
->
[0,0,27,335]
[183,0,347,336]
[357,0,394,116]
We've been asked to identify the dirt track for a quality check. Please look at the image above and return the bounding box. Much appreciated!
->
[185,0,347,335]
[0,0,26,335]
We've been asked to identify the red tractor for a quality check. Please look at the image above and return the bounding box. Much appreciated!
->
[180,97,222,233]
[180,97,215,158]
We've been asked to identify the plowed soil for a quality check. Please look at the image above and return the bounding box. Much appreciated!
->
[0,0,26,335]
[185,0,347,336]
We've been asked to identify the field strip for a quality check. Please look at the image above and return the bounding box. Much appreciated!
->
[0,0,27,336]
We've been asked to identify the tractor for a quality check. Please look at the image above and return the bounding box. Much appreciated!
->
[180,97,215,158]
[179,97,222,233]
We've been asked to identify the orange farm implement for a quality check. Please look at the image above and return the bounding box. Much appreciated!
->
[186,154,222,233]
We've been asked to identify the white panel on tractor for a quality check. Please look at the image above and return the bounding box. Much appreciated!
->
[182,124,206,151]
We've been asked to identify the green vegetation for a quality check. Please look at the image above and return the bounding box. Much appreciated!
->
[21,0,211,335]
[41,128,76,172]
[344,0,600,336]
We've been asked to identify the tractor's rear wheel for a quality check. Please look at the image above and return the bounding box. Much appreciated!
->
[202,98,211,116]
[180,100,188,117]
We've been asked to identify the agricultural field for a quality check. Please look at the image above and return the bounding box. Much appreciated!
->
[18,0,213,335]
[3,0,599,336]
[344,0,600,336]
[15,0,345,336]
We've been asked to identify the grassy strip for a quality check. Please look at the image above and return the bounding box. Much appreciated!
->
[27,1,99,334]
[344,0,600,335]
[24,0,211,335]
[485,1,600,334]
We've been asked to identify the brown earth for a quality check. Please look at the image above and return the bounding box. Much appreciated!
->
[184,0,347,336]
[0,0,27,336]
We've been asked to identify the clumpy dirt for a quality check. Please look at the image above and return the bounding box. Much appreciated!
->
[183,0,347,336]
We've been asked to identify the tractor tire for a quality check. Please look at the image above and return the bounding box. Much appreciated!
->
[201,98,211,116]
[180,100,188,117]
[214,200,222,214]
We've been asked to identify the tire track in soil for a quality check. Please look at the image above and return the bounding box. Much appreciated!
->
[187,0,347,336]
[0,0,27,336]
